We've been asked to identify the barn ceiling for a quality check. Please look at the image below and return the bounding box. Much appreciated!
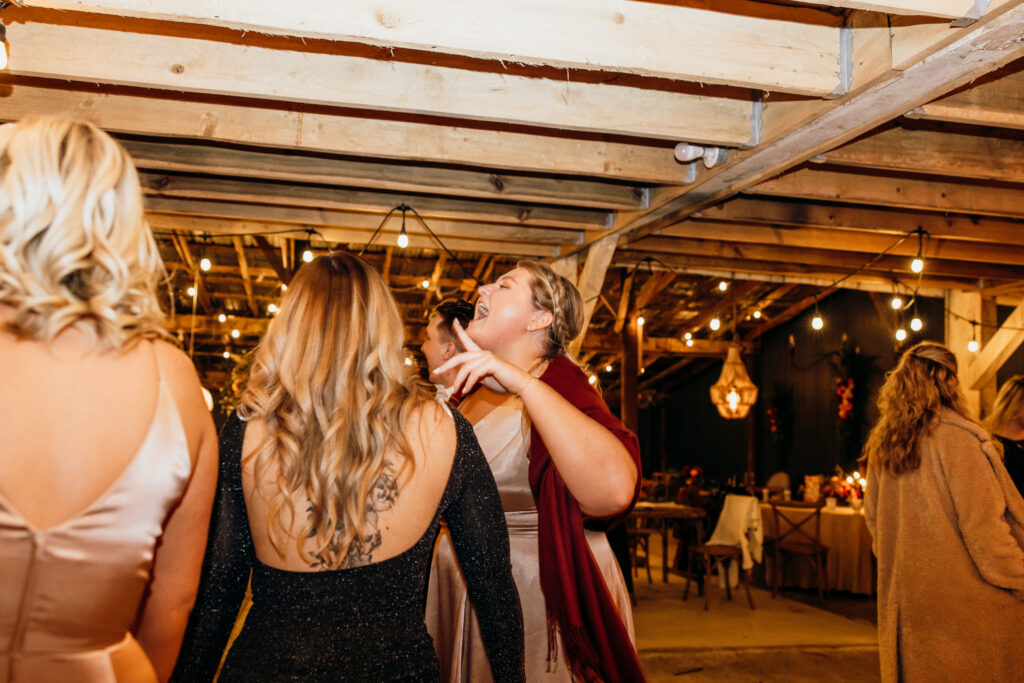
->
[1,1,1022,394]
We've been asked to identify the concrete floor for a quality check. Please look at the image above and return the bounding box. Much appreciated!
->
[631,542,880,682]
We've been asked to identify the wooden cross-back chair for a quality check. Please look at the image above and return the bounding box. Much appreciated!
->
[767,500,829,601]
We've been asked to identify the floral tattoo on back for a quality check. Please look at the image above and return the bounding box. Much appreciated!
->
[307,467,400,570]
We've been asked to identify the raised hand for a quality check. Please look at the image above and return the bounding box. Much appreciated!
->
[432,320,536,396]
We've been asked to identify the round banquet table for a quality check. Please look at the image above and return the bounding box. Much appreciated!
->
[760,502,876,595]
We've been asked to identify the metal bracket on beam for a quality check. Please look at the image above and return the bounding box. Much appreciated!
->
[951,0,991,28]
[829,22,854,98]
[746,91,764,148]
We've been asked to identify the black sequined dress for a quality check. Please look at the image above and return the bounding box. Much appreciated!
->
[173,410,525,682]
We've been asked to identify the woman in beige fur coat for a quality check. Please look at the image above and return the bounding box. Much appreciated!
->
[864,341,1024,683]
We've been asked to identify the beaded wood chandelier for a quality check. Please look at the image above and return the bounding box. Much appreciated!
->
[710,345,758,419]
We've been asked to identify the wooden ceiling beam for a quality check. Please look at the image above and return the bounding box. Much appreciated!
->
[906,65,1024,130]
[613,271,635,335]
[0,80,691,185]
[748,166,1024,219]
[612,250,976,294]
[659,219,1024,267]
[697,197,1024,245]
[821,124,1024,183]
[139,173,607,231]
[19,0,844,95]
[635,272,677,311]
[252,235,291,285]
[121,139,646,211]
[231,236,259,316]
[581,333,751,357]
[574,4,1024,254]
[4,10,759,143]
[148,214,560,258]
[169,232,213,313]
[797,0,986,19]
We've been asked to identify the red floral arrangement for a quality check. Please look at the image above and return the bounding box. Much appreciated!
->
[835,377,855,420]
[822,471,865,500]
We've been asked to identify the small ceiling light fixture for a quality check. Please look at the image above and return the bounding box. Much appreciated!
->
[217,313,227,323]
[199,257,212,272]
[910,316,923,332]
[718,281,728,292]
[812,315,824,330]
[187,286,197,297]
[753,310,761,319]
[684,332,693,340]
[968,322,980,353]
[637,316,645,327]
[231,328,240,339]
[222,350,231,359]
[267,303,278,314]
[673,142,704,163]
[911,258,924,274]
[588,374,598,385]
[910,227,926,274]
[397,204,410,248]
[686,338,694,347]
[302,248,314,263]
[895,328,908,342]
[709,317,721,331]
[890,296,903,310]
[605,364,613,373]
[420,279,431,289]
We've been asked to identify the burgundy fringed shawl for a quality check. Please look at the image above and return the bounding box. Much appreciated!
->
[527,355,645,683]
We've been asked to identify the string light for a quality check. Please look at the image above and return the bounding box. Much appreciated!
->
[911,227,926,274]
[588,374,598,385]
[684,332,693,340]
[709,317,721,331]
[302,248,314,263]
[397,225,409,249]
[895,328,907,342]
[605,364,613,372]
[420,279,431,289]
[911,258,924,273]
[404,357,413,366]
[267,303,278,314]
[187,286,197,297]
[890,296,902,310]
[231,328,240,339]
[686,339,694,347]
[968,339,980,353]
[753,310,761,319]
[222,350,231,359]
[910,317,923,332]
[637,316,645,327]
[812,315,824,330]
[200,257,212,272]
[281,284,288,292]
[718,281,728,292]
[217,313,227,323]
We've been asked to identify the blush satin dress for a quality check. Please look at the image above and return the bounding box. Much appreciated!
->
[0,354,192,682]
[425,395,635,682]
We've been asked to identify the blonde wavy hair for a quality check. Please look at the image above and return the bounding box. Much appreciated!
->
[517,259,584,362]
[240,252,432,568]
[984,375,1024,440]
[0,117,166,351]
[863,341,971,476]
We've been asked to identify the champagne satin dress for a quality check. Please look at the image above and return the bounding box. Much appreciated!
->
[426,395,635,682]
[0,369,192,682]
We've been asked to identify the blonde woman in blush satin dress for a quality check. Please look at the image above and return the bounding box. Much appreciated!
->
[426,260,642,682]
[0,118,217,682]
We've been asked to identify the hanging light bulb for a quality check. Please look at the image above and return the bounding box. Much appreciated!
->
[302,248,314,263]
[709,317,721,331]
[281,283,288,292]
[753,310,761,319]
[186,286,197,297]
[910,317,923,332]
[397,226,409,249]
[217,313,227,323]
[267,303,278,314]
[637,316,645,327]
[222,350,231,359]
[404,357,413,366]
[605,364,613,373]
[911,258,924,273]
[812,315,824,330]
[588,374,598,385]
[718,281,728,292]
[891,296,902,310]
[968,322,979,353]
[200,257,212,272]
[895,328,907,342]
[420,279,431,289]
[910,227,926,274]
[686,339,694,347]
[684,332,693,340]
[968,339,980,353]
[231,328,240,339]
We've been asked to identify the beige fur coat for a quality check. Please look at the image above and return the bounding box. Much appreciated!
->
[865,408,1024,682]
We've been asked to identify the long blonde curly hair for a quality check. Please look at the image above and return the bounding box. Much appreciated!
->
[0,117,166,351]
[863,341,971,476]
[240,252,431,568]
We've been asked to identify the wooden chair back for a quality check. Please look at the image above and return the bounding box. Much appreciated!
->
[768,500,824,550]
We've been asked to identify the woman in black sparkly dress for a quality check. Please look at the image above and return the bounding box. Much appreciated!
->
[173,253,524,682]
[986,375,1024,495]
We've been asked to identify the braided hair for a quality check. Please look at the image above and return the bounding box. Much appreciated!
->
[516,259,584,362]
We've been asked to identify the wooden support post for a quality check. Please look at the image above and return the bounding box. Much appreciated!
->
[621,310,640,434]
[253,235,291,285]
[947,289,982,419]
[613,271,635,335]
[570,233,618,356]
[980,297,999,417]
[232,236,259,316]
[963,296,1024,405]
[550,252,579,287]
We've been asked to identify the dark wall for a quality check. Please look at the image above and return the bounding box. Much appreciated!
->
[640,290,947,486]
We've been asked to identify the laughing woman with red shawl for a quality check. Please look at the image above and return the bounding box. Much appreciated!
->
[425,260,644,682]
